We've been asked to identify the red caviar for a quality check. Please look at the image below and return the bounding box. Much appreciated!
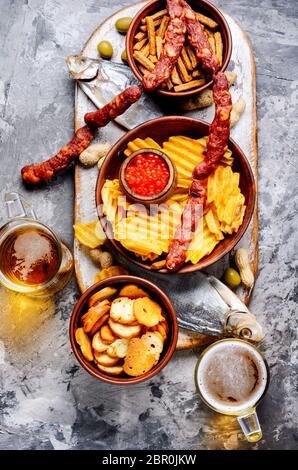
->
[125,153,170,197]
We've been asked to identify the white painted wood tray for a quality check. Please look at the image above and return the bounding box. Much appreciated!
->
[74,1,258,350]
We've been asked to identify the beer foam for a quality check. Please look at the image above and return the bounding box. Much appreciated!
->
[12,230,55,281]
[196,340,268,413]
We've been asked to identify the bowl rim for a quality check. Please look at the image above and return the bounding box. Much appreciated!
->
[95,115,255,274]
[69,275,179,385]
[126,0,232,98]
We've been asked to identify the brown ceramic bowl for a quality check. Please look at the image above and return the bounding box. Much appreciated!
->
[126,0,232,98]
[69,275,178,385]
[96,116,255,274]
[119,148,177,205]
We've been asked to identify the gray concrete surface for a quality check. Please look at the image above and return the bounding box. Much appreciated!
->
[0,0,297,450]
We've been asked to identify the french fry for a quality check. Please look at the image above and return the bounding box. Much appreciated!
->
[157,15,169,39]
[148,54,157,63]
[174,79,206,93]
[214,31,223,66]
[177,57,192,82]
[146,16,156,56]
[186,45,198,68]
[140,17,163,31]
[133,51,155,71]
[171,66,182,85]
[196,12,218,29]
[141,9,168,24]
[192,69,202,78]
[181,47,193,71]
[135,31,146,41]
[138,64,150,76]
[156,36,163,59]
[140,42,150,57]
[134,37,148,51]
[207,31,216,56]
[166,77,174,90]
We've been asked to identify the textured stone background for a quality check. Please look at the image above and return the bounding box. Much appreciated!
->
[0,0,297,450]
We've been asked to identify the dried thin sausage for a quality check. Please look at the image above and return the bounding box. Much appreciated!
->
[166,180,206,271]
[193,72,232,179]
[21,86,142,184]
[143,0,186,92]
[181,0,219,76]
[166,1,232,271]
[21,125,94,184]
[84,85,142,128]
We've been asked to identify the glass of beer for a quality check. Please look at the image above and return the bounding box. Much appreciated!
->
[194,339,269,442]
[0,192,73,296]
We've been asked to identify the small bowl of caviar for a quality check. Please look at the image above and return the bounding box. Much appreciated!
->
[119,149,177,206]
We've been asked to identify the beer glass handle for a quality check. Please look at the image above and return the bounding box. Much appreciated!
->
[4,192,37,220]
[237,409,262,442]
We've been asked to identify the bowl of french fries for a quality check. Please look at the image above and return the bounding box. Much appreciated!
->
[126,0,232,96]
[69,275,178,384]
[96,116,255,273]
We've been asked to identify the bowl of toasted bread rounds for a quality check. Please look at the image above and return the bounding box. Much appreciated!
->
[70,275,178,384]
[126,0,232,97]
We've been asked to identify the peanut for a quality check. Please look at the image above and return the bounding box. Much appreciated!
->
[89,248,113,269]
[230,97,246,127]
[234,248,254,288]
[79,142,112,167]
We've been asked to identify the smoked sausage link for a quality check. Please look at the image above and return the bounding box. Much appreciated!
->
[84,85,142,128]
[166,180,206,271]
[142,0,186,92]
[180,0,219,76]
[21,85,142,185]
[21,125,94,184]
[193,72,232,180]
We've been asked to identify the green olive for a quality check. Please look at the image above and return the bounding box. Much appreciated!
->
[224,267,241,289]
[97,40,113,59]
[121,49,128,63]
[115,17,132,34]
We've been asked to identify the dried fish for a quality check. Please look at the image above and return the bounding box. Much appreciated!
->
[66,55,162,129]
[129,267,264,342]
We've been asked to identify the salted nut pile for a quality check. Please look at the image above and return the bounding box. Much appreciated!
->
[75,284,169,377]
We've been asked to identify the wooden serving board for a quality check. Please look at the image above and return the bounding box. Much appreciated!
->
[74,1,258,350]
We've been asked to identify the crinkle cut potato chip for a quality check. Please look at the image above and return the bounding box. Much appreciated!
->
[73,220,106,248]
[124,137,162,157]
[102,179,128,226]
[186,218,219,264]
[97,134,246,265]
